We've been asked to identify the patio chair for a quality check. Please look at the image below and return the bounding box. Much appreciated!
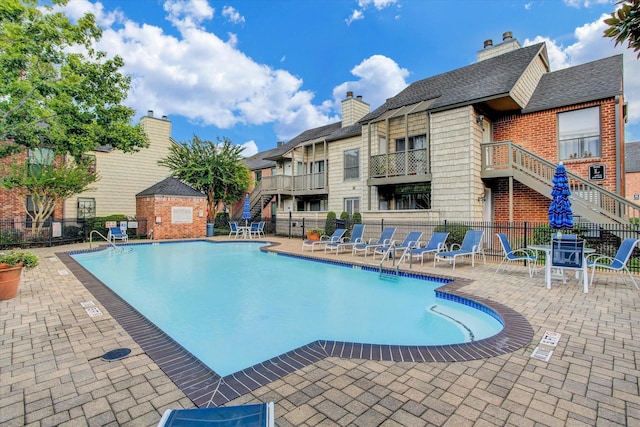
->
[352,227,396,257]
[373,231,423,260]
[249,222,261,238]
[586,238,640,290]
[257,221,266,237]
[302,228,346,252]
[228,221,241,239]
[325,223,365,254]
[107,227,128,243]
[495,233,537,277]
[434,230,485,269]
[158,402,274,427]
[550,236,588,292]
[400,232,449,266]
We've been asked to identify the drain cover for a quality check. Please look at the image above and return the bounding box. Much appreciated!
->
[101,348,131,361]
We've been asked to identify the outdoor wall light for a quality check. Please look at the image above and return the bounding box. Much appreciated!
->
[477,194,487,202]
[476,115,484,124]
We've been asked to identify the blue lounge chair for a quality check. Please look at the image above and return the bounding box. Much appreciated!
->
[373,231,423,260]
[352,227,396,257]
[434,230,485,269]
[587,238,640,289]
[401,232,449,266]
[228,221,241,239]
[158,402,274,426]
[107,227,128,243]
[302,228,346,252]
[495,233,537,277]
[325,224,366,254]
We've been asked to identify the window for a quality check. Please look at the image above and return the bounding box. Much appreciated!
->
[558,107,601,160]
[28,147,54,176]
[395,134,427,151]
[344,198,360,215]
[255,171,262,182]
[77,198,96,220]
[344,149,359,180]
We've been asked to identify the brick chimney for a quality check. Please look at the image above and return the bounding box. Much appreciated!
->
[341,92,370,128]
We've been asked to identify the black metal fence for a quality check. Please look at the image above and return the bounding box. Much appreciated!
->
[275,216,640,272]
[0,218,149,249]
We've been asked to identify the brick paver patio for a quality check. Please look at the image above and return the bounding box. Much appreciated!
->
[1,237,639,426]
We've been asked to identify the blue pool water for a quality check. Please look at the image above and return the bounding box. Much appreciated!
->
[71,241,503,376]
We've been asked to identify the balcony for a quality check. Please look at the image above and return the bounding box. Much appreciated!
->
[368,148,430,185]
[261,172,326,195]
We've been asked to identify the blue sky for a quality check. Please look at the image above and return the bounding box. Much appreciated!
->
[60,0,640,156]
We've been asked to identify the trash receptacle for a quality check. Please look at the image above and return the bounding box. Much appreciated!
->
[206,223,214,237]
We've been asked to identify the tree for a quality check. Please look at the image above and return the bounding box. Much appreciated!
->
[0,0,148,224]
[604,0,640,58]
[158,136,252,219]
[1,160,98,234]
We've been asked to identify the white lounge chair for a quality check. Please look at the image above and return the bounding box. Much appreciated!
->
[495,233,537,277]
[352,227,396,257]
[434,230,485,269]
[373,231,423,260]
[401,232,449,266]
[325,224,365,254]
[302,228,346,252]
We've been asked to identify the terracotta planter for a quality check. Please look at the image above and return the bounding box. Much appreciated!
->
[0,263,24,300]
[306,231,321,241]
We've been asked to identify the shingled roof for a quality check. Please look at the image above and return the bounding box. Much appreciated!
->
[523,55,623,113]
[136,177,205,198]
[264,121,343,160]
[244,147,278,170]
[626,141,640,173]
[360,42,546,123]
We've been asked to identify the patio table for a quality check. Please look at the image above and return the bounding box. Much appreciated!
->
[527,244,594,293]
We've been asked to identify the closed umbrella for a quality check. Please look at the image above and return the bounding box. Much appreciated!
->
[548,162,573,230]
[242,194,251,226]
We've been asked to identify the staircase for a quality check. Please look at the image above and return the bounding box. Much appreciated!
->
[481,141,640,228]
[233,181,275,221]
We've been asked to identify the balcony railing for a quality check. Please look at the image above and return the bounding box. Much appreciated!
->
[261,172,326,194]
[369,148,429,178]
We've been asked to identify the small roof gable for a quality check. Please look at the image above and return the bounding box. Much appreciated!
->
[244,147,278,170]
[265,121,342,159]
[361,43,545,123]
[625,141,640,173]
[136,177,205,198]
[523,55,623,113]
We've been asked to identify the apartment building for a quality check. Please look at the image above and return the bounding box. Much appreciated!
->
[247,32,631,228]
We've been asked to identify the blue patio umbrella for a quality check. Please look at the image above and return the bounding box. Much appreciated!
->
[242,194,251,225]
[548,162,573,230]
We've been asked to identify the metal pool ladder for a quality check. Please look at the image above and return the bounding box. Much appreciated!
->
[89,230,123,253]
[378,246,400,280]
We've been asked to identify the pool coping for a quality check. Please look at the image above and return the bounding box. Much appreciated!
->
[57,239,534,407]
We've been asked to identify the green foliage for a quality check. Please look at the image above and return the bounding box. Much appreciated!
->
[85,214,129,238]
[158,136,251,219]
[325,211,337,236]
[0,0,148,160]
[604,0,640,58]
[352,212,362,224]
[434,223,470,248]
[0,161,98,234]
[0,249,38,270]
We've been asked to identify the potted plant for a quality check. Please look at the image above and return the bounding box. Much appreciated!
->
[0,249,39,300]
[305,229,323,241]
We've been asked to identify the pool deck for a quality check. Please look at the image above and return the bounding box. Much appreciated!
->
[2,236,640,426]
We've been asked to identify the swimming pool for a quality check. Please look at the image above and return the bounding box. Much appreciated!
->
[70,241,502,376]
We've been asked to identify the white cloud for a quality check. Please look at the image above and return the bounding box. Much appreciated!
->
[346,0,399,25]
[524,14,640,141]
[222,6,245,24]
[241,140,258,157]
[562,0,610,8]
[346,9,364,25]
[332,55,410,111]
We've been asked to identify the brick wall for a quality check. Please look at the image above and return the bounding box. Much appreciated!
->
[136,195,207,240]
[625,172,640,204]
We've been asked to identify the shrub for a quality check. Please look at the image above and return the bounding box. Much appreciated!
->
[434,223,470,248]
[352,212,362,224]
[325,211,337,236]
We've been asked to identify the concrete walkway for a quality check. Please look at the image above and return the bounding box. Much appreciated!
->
[1,237,639,426]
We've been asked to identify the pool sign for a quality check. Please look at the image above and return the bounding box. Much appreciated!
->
[589,164,605,181]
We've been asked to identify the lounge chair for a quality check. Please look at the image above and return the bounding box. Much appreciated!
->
[302,228,346,252]
[586,238,640,290]
[352,227,396,257]
[107,227,128,243]
[158,402,274,427]
[400,232,449,266]
[434,230,485,269]
[495,233,537,277]
[373,231,423,260]
[228,221,241,239]
[325,223,365,254]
